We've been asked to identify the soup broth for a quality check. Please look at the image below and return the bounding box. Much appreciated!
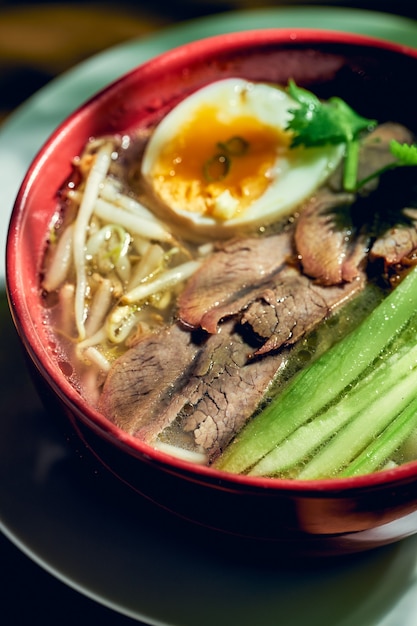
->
[40,78,417,478]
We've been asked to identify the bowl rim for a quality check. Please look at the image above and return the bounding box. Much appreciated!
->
[6,26,417,495]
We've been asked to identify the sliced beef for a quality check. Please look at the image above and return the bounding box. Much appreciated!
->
[359,124,417,272]
[178,231,293,332]
[100,319,288,461]
[295,123,415,286]
[99,121,417,464]
[355,122,415,193]
[294,189,368,285]
[99,322,201,435]
[327,122,415,195]
[192,283,265,336]
[100,260,366,460]
[369,208,417,270]
[241,265,366,355]
[164,321,288,460]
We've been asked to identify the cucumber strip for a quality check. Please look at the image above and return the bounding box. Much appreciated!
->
[339,400,417,477]
[249,342,417,477]
[297,365,417,479]
[215,266,417,475]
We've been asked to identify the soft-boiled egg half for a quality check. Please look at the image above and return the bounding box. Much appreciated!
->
[141,78,344,237]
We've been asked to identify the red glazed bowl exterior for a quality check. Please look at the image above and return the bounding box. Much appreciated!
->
[6,29,417,556]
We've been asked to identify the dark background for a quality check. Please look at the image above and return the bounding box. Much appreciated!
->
[1,1,417,121]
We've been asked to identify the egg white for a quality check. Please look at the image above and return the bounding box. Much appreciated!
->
[141,78,344,238]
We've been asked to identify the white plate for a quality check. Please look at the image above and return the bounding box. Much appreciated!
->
[2,7,417,626]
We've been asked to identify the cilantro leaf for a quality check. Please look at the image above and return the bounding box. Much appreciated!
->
[286,80,377,190]
[286,80,376,148]
[390,140,417,166]
[355,140,417,189]
[285,81,417,192]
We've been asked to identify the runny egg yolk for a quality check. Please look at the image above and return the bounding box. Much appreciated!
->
[149,104,292,220]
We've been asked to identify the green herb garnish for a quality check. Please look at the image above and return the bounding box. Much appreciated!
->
[355,139,417,189]
[286,79,377,191]
[216,136,249,156]
[203,135,249,182]
[203,153,231,182]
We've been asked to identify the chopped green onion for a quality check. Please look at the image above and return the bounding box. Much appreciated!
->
[217,136,249,156]
[203,153,230,182]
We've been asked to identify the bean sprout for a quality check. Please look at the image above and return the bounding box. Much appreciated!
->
[85,224,128,257]
[153,440,208,465]
[42,223,74,292]
[127,242,165,290]
[84,277,113,338]
[75,327,107,356]
[131,235,155,256]
[122,260,202,305]
[93,197,173,243]
[73,141,114,340]
[58,282,75,337]
[86,224,131,283]
[114,248,132,284]
[106,304,141,344]
[83,346,112,373]
[45,134,204,398]
[100,178,159,222]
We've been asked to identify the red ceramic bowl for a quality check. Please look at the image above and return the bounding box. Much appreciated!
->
[6,29,417,556]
